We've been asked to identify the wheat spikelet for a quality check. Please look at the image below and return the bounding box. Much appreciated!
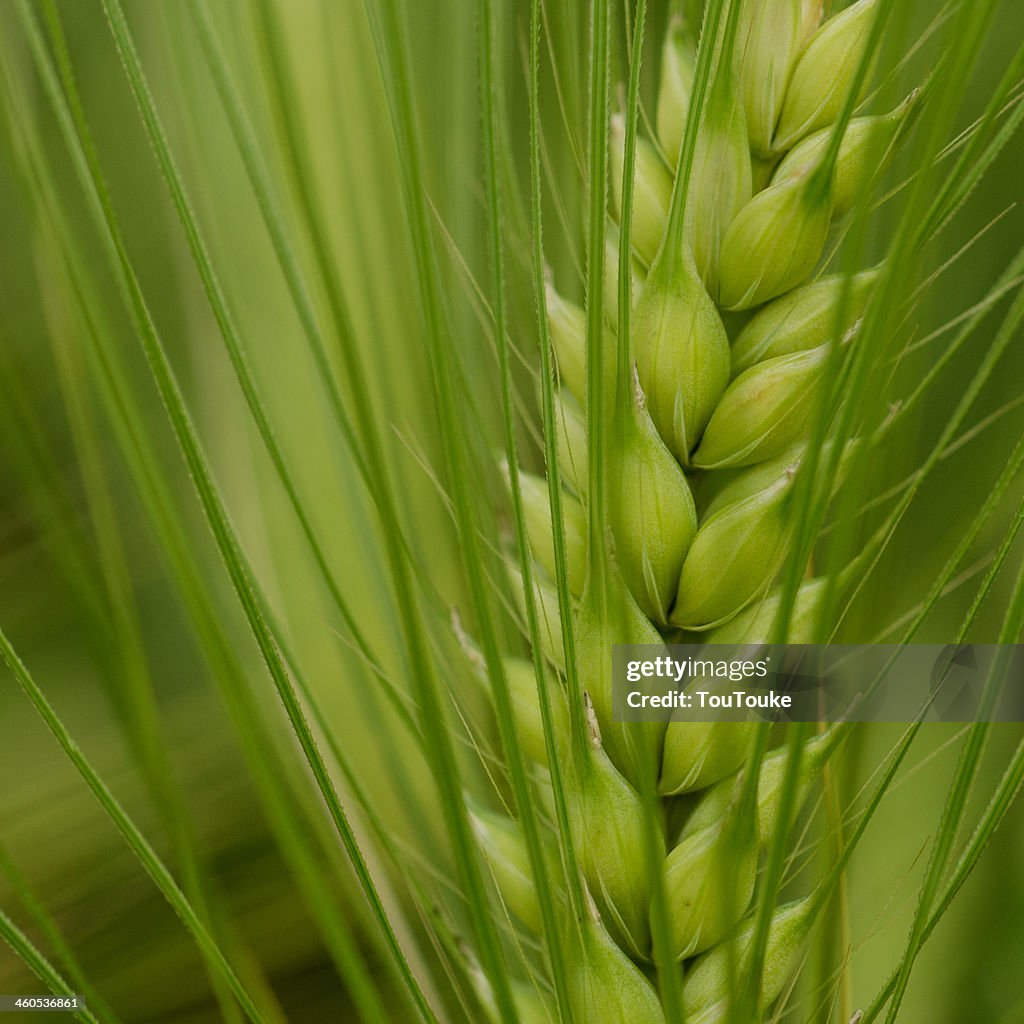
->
[483,0,917,1019]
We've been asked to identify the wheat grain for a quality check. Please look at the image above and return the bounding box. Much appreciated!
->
[489,0,915,1018]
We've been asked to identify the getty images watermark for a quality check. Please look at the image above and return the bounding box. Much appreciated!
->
[613,644,1024,723]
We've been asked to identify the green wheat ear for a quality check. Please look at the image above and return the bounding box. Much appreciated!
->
[492,0,951,1018]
